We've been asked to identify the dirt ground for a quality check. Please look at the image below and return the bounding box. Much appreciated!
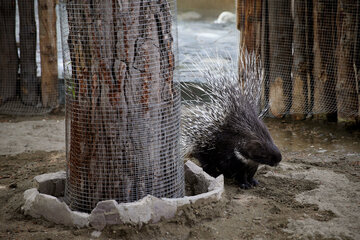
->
[0,115,359,240]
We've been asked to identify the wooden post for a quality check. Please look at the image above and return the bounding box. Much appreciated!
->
[0,0,18,105]
[39,0,58,108]
[335,0,359,123]
[305,0,314,117]
[65,0,179,211]
[18,0,38,106]
[236,0,262,108]
[291,0,309,120]
[236,0,262,55]
[355,0,360,120]
[312,0,337,120]
[268,0,293,118]
[260,0,270,110]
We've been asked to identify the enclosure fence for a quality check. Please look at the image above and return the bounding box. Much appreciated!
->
[0,0,61,115]
[1,0,359,123]
[60,0,183,212]
[237,0,360,123]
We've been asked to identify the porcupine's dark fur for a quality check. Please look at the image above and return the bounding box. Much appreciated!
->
[182,51,282,189]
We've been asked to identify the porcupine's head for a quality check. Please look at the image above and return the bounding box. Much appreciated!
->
[182,50,282,167]
[226,93,282,166]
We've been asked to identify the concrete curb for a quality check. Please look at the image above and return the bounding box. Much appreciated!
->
[22,160,224,230]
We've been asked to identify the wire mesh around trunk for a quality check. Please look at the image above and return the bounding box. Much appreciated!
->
[60,0,184,212]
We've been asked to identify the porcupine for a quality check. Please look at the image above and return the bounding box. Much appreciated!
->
[181,51,282,189]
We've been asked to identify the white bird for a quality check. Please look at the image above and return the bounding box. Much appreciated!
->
[214,11,236,24]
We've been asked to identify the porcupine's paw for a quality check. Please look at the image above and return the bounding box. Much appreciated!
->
[237,175,253,189]
[248,178,259,187]
[239,182,253,189]
[239,178,258,189]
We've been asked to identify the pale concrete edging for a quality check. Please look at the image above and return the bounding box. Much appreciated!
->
[22,160,224,230]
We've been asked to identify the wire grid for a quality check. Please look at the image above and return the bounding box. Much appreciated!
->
[60,0,184,212]
[237,0,360,121]
[0,0,62,115]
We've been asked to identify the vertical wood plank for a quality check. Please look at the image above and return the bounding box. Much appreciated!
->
[0,0,18,105]
[19,0,38,106]
[39,0,58,108]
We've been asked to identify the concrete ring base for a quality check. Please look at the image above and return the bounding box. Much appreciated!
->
[22,160,224,230]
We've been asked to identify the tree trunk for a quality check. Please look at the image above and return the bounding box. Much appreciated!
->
[18,0,38,106]
[64,0,181,212]
[268,0,293,118]
[312,0,337,120]
[335,0,359,123]
[260,0,270,110]
[39,0,58,108]
[0,1,18,105]
[291,0,308,120]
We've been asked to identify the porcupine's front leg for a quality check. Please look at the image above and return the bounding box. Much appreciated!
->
[200,161,219,177]
[236,174,252,189]
[236,174,258,189]
[194,151,221,178]
[246,163,259,187]
[215,155,251,189]
[235,162,259,189]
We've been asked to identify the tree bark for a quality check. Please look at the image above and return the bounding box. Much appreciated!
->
[39,0,58,108]
[0,1,18,105]
[312,0,337,120]
[65,0,181,212]
[18,0,38,106]
[291,0,308,120]
[268,0,293,118]
[335,0,359,123]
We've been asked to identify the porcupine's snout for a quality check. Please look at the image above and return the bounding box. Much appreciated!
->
[241,140,282,166]
[268,144,282,166]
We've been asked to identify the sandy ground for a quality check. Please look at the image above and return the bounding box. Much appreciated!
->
[0,115,359,240]
[0,119,65,155]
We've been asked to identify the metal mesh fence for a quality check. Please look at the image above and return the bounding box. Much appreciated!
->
[60,0,184,212]
[237,0,360,123]
[0,0,62,115]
